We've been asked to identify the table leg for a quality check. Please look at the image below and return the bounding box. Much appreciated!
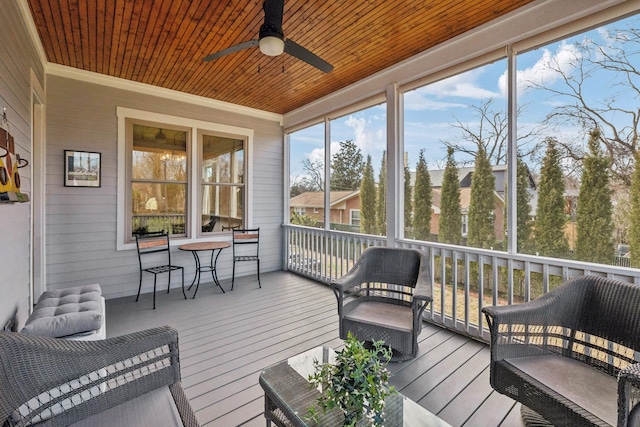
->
[210,249,226,293]
[190,251,202,299]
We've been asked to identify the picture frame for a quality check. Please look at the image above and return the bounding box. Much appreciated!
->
[64,150,101,187]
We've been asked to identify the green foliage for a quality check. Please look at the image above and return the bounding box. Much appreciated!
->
[376,152,387,236]
[534,138,570,257]
[413,149,433,241]
[331,140,364,191]
[439,147,462,245]
[307,333,395,426]
[630,151,640,268]
[467,146,495,248]
[404,164,413,237]
[516,157,534,253]
[360,155,377,235]
[575,130,614,264]
[290,211,319,227]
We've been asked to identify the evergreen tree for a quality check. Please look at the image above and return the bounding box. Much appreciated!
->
[534,138,569,257]
[376,152,387,236]
[413,150,433,241]
[630,151,640,268]
[330,140,364,191]
[467,146,496,248]
[439,147,462,245]
[575,130,613,264]
[516,156,533,253]
[404,163,413,238]
[360,155,377,234]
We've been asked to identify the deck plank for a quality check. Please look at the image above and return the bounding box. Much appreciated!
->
[106,270,518,427]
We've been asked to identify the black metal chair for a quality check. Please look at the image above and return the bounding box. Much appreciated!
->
[231,228,261,290]
[135,231,185,309]
[202,215,219,232]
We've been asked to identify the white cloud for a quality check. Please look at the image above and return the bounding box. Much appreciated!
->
[404,91,467,111]
[342,115,385,154]
[404,68,501,111]
[498,42,582,96]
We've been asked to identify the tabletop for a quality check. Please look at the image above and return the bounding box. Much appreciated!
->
[259,346,451,427]
[178,241,231,251]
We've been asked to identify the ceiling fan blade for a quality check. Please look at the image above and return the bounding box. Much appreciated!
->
[284,39,333,73]
[203,39,259,62]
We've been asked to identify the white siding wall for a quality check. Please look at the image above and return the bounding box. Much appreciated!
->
[0,1,45,329]
[45,75,283,299]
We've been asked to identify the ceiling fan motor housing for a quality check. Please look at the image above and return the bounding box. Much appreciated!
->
[258,0,285,56]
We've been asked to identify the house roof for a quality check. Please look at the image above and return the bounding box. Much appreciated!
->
[25,0,535,114]
[411,164,537,192]
[290,190,359,208]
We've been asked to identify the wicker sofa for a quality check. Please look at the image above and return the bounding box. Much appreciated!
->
[482,275,640,426]
[330,246,432,360]
[0,325,199,426]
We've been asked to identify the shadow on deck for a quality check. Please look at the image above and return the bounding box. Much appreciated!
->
[106,270,523,427]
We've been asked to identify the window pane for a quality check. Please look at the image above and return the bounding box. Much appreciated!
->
[329,103,386,236]
[288,123,325,228]
[403,60,507,248]
[200,134,245,233]
[202,185,244,230]
[132,182,186,234]
[202,136,244,184]
[516,13,640,268]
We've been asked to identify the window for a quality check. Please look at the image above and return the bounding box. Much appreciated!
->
[294,207,306,215]
[350,209,361,226]
[118,108,253,246]
[461,214,468,237]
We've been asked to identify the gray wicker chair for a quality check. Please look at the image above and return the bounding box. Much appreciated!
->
[482,275,640,426]
[330,247,432,360]
[0,325,199,427]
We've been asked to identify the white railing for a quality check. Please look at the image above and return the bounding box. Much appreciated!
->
[283,224,640,342]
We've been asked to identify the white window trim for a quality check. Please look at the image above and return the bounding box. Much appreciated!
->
[116,107,254,250]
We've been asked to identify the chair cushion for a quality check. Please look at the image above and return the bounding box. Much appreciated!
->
[21,284,103,338]
[66,386,184,427]
[345,301,413,331]
[505,354,617,426]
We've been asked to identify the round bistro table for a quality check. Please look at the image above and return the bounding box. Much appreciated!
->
[178,241,231,298]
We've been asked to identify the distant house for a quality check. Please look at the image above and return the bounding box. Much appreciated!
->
[411,163,538,241]
[290,190,361,228]
[430,187,506,241]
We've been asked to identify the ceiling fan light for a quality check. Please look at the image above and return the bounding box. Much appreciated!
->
[259,36,285,56]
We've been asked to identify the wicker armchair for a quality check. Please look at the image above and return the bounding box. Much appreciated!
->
[0,325,199,427]
[482,275,640,426]
[330,247,432,360]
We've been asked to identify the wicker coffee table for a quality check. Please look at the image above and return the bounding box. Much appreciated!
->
[259,346,451,427]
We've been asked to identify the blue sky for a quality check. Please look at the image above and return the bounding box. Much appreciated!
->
[289,13,640,183]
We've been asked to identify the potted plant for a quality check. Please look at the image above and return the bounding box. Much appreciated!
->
[307,333,396,426]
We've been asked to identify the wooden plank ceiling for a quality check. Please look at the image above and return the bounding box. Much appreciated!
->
[26,0,535,115]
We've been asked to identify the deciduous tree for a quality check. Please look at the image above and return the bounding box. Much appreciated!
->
[330,140,364,191]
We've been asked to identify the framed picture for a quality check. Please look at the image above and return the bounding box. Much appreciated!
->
[64,150,101,187]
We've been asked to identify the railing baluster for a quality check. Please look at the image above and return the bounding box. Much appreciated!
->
[282,225,640,342]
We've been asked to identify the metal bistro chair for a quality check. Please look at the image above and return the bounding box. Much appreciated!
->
[135,231,186,309]
[231,228,261,290]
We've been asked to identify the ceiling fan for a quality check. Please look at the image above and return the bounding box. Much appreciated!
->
[202,0,333,73]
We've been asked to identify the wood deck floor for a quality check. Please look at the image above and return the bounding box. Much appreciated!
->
[106,271,524,427]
